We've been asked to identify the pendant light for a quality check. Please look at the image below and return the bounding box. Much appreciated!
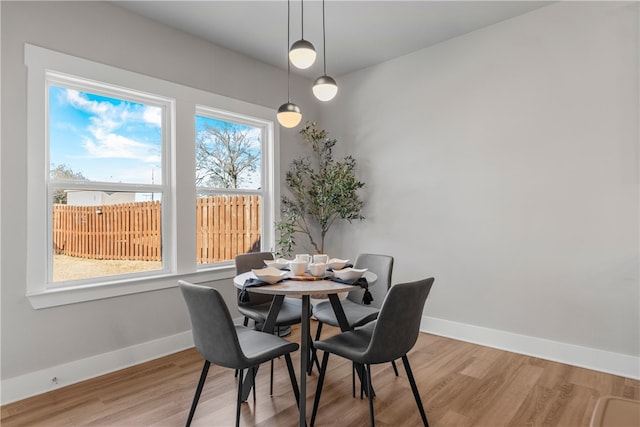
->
[289,0,316,69]
[312,0,338,101]
[278,0,302,128]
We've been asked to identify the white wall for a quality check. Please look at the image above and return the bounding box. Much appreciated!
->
[323,1,639,374]
[0,1,320,403]
[1,0,638,405]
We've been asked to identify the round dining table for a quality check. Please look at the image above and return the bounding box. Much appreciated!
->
[233,270,377,427]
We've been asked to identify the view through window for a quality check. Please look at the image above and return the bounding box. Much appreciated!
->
[195,111,264,265]
[48,82,166,283]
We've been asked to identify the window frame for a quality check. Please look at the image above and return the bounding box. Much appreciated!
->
[194,105,275,269]
[25,44,279,308]
[46,72,174,287]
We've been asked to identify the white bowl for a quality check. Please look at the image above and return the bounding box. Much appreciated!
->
[328,258,350,270]
[252,267,287,284]
[333,267,367,282]
[264,258,290,270]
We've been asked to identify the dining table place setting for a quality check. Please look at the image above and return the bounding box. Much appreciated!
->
[239,253,373,304]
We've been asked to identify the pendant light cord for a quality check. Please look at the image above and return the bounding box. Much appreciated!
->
[322,0,326,75]
[301,0,305,39]
[287,0,291,102]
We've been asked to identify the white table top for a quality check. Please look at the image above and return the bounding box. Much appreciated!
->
[233,271,377,297]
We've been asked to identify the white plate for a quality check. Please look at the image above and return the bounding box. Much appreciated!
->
[252,267,288,284]
[333,267,367,282]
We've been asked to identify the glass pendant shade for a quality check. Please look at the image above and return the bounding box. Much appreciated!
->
[312,75,338,101]
[289,39,316,69]
[277,102,302,128]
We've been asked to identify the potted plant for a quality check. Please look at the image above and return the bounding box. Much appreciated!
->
[275,122,365,257]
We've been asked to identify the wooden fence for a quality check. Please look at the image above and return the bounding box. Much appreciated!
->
[195,195,261,263]
[53,196,261,263]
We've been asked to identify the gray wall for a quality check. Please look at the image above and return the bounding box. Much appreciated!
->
[1,0,319,383]
[323,1,639,357]
[1,0,638,403]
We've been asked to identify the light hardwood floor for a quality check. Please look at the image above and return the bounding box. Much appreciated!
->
[2,321,638,426]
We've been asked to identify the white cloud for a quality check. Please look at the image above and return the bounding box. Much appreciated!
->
[64,89,160,162]
[143,106,162,127]
[83,134,159,163]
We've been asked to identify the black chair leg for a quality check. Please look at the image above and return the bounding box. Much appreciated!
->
[235,367,244,427]
[270,359,274,395]
[315,321,323,340]
[284,353,300,406]
[186,360,210,427]
[308,334,320,375]
[391,359,399,376]
[252,367,257,402]
[310,352,330,427]
[309,322,323,374]
[401,355,429,427]
[366,364,375,427]
[352,362,356,397]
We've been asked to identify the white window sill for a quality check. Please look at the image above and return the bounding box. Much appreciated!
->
[27,266,235,309]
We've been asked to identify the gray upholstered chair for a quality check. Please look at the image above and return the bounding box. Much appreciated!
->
[179,280,300,427]
[310,278,435,427]
[235,252,306,392]
[235,252,303,332]
[312,253,397,394]
[313,253,394,334]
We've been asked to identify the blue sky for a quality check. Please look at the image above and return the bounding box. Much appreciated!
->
[49,85,262,189]
[49,85,162,184]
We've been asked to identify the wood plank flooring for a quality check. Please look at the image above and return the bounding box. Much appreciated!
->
[2,321,638,426]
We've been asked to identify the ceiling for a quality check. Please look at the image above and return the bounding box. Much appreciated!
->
[114,1,552,78]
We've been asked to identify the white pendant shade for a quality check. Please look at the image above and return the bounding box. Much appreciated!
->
[312,75,338,101]
[289,39,316,69]
[277,102,302,128]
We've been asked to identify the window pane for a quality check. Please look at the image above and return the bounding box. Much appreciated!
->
[52,191,163,282]
[196,194,262,264]
[49,85,162,185]
[195,116,262,190]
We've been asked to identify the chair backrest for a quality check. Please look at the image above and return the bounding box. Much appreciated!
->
[235,252,275,306]
[348,253,394,308]
[179,280,248,369]
[364,278,435,364]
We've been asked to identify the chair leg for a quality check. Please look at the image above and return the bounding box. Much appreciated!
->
[391,359,399,376]
[252,367,257,403]
[401,355,429,427]
[186,360,210,427]
[310,352,330,427]
[270,359,274,395]
[309,322,323,374]
[365,364,375,427]
[235,368,244,427]
[308,334,320,375]
[284,353,300,406]
[315,321,323,340]
[243,317,249,327]
[352,362,356,398]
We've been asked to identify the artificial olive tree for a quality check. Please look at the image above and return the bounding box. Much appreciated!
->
[275,122,365,257]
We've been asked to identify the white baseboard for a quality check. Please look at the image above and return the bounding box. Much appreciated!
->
[1,330,195,405]
[4,316,638,405]
[421,316,640,380]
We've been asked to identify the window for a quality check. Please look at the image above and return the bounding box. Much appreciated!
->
[26,44,278,308]
[48,76,170,285]
[195,108,268,265]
